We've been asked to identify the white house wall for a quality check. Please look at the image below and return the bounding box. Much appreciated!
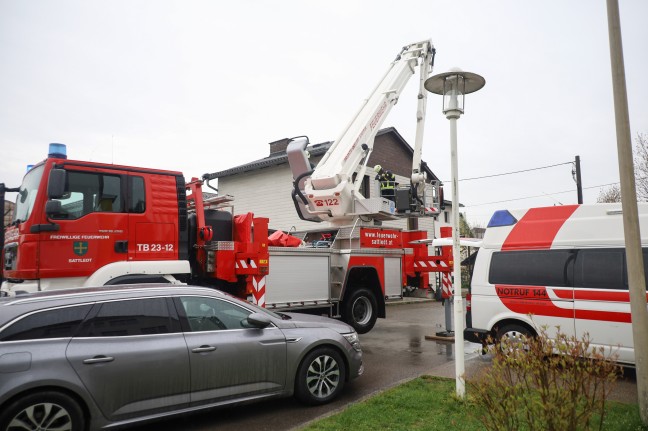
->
[217,167,454,239]
[216,164,309,232]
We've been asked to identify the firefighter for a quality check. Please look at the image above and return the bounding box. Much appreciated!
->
[374,165,396,200]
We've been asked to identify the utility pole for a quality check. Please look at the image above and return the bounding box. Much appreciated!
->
[575,155,583,204]
[606,0,648,423]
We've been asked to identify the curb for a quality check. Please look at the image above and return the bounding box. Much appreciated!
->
[387,297,435,306]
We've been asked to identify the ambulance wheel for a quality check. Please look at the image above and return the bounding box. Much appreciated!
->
[342,288,377,334]
[294,347,346,405]
[495,323,534,352]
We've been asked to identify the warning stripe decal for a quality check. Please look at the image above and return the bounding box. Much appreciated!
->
[552,289,632,302]
[501,205,579,251]
[496,284,640,323]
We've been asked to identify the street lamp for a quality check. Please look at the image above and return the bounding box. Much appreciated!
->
[425,68,485,398]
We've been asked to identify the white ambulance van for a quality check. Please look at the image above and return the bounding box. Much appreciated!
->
[465,203,648,365]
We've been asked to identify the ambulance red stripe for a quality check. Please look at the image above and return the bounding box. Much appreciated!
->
[500,296,574,319]
[501,205,579,251]
[552,288,633,302]
[575,309,631,323]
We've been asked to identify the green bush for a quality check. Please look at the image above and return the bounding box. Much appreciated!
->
[470,329,621,431]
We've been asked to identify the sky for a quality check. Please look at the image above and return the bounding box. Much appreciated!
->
[1,0,647,226]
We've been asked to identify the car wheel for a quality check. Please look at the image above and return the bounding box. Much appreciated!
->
[495,323,534,353]
[342,288,377,334]
[295,347,346,405]
[0,391,85,431]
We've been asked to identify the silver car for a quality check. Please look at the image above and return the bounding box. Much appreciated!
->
[0,284,363,431]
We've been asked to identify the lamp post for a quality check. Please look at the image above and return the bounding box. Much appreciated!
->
[425,68,485,397]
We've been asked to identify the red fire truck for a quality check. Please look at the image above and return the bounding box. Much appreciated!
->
[1,40,452,333]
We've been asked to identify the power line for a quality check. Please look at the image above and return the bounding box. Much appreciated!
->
[454,161,573,182]
[466,190,576,207]
[466,181,621,208]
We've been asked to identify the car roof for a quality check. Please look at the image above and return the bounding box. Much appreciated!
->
[0,284,227,326]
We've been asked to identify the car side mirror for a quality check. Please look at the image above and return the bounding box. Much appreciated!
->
[244,312,272,329]
[47,168,66,199]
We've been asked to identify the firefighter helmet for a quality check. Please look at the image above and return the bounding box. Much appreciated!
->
[374,165,382,173]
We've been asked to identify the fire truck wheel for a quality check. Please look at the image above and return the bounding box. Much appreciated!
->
[342,288,377,334]
[0,391,85,431]
[495,323,534,352]
[294,347,346,405]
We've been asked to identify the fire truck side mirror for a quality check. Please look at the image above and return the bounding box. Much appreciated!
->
[47,168,66,199]
[45,200,62,217]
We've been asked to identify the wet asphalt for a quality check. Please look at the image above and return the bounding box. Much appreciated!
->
[131,299,639,431]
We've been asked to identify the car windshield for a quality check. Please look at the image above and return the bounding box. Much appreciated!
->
[13,164,45,224]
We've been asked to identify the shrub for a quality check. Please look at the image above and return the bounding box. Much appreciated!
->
[470,328,621,431]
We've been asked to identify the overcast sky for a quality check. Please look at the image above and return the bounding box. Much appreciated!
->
[2,0,647,226]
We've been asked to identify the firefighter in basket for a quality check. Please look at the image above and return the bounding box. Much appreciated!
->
[374,165,396,200]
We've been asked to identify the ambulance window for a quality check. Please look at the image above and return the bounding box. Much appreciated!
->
[129,176,146,213]
[574,249,625,290]
[489,250,573,287]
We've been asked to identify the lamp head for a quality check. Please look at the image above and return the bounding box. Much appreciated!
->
[424,69,485,116]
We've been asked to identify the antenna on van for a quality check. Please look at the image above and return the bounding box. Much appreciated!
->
[542,191,563,206]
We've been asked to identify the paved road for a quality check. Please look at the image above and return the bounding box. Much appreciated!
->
[132,300,638,431]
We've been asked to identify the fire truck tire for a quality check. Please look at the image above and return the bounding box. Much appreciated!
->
[342,288,378,334]
[0,391,85,431]
[294,347,346,405]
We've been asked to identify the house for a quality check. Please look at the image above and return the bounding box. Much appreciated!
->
[209,127,458,239]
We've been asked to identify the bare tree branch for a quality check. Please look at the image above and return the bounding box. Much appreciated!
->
[597,184,621,203]
[634,132,648,201]
[598,132,648,203]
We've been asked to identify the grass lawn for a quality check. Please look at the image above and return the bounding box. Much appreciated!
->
[300,376,647,431]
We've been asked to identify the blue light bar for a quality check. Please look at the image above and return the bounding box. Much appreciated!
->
[48,143,67,159]
[487,210,518,228]
[26,164,34,172]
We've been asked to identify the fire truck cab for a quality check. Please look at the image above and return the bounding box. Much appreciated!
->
[2,153,193,294]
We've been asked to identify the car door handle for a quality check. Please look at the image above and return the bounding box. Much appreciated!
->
[192,345,217,353]
[83,355,115,364]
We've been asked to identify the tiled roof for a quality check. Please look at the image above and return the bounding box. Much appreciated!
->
[204,141,332,180]
[205,127,437,181]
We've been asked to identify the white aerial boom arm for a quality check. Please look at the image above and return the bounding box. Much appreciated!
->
[288,40,436,225]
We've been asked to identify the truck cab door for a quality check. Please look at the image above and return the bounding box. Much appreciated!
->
[38,169,129,286]
[127,173,181,263]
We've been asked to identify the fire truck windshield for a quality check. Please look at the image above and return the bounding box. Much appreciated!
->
[13,164,44,224]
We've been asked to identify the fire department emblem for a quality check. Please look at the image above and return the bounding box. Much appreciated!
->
[73,241,89,256]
